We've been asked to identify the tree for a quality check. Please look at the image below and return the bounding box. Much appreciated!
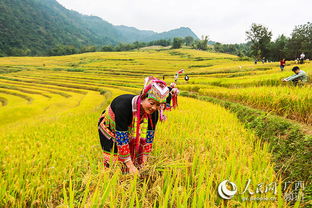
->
[287,22,312,59]
[48,45,78,56]
[148,39,171,47]
[0,48,5,57]
[132,41,146,49]
[80,45,96,53]
[246,23,272,59]
[269,35,288,61]
[172,37,183,49]
[101,45,114,52]
[213,42,251,57]
[193,35,209,50]
[184,36,194,46]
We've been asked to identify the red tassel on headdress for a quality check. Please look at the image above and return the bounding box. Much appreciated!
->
[135,96,142,159]
[172,94,178,108]
[159,104,167,121]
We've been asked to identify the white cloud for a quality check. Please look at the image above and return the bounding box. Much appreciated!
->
[56,0,312,43]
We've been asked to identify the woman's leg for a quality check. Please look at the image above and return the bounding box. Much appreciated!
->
[98,129,118,167]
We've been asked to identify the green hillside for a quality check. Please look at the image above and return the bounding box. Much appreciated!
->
[0,0,199,56]
[0,0,120,56]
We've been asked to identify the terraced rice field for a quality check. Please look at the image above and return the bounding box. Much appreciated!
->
[0,49,310,207]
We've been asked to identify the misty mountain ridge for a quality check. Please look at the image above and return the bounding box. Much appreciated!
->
[115,25,198,42]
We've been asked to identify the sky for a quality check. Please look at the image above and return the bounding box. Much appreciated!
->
[56,0,312,44]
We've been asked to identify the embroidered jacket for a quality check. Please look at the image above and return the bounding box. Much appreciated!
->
[98,94,158,162]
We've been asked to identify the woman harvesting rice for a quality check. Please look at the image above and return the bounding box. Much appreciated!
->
[98,76,169,174]
[166,83,179,110]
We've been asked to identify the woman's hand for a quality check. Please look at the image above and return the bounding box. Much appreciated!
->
[125,160,139,174]
[142,155,148,164]
[137,155,148,170]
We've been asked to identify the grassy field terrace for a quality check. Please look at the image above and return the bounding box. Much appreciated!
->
[0,48,310,207]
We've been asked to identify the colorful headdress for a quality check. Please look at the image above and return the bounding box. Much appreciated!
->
[170,82,176,88]
[133,77,169,156]
[141,76,169,103]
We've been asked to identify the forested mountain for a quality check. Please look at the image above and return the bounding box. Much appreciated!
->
[0,0,199,56]
[0,0,121,56]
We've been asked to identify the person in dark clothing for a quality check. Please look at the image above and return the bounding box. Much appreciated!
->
[98,77,169,174]
[166,86,172,109]
[174,74,178,82]
[262,57,265,64]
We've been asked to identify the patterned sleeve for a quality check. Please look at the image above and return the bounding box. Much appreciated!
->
[143,130,154,155]
[115,131,131,162]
